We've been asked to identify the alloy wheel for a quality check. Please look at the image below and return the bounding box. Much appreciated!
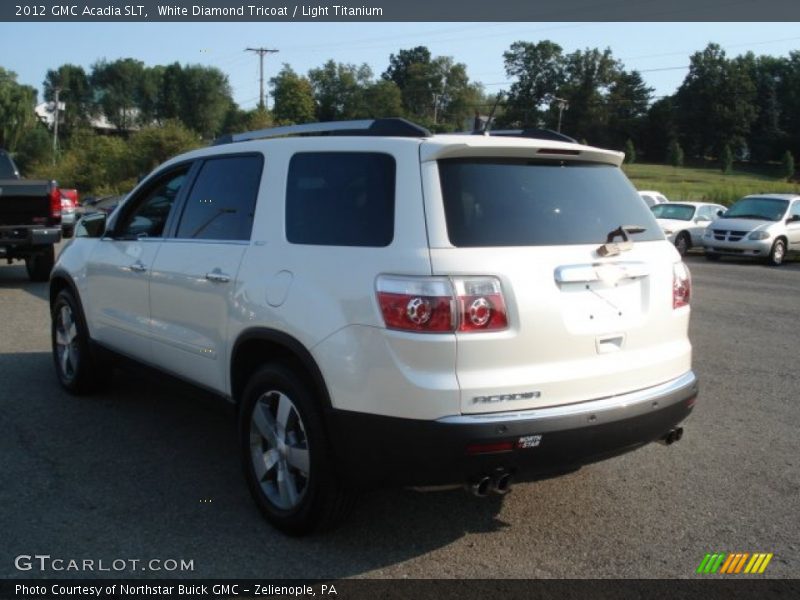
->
[249,390,311,510]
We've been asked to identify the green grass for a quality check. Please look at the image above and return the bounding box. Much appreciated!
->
[623,162,799,205]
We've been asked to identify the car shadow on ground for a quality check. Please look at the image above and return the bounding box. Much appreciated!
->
[0,352,515,579]
[0,263,49,300]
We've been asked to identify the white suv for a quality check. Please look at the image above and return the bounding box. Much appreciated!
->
[50,119,697,534]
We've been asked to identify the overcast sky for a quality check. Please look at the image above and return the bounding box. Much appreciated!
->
[2,22,799,109]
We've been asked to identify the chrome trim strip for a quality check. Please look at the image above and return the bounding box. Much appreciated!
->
[437,371,697,425]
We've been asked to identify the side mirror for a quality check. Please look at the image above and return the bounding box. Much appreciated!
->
[787,214,800,224]
[716,209,725,217]
[76,212,108,239]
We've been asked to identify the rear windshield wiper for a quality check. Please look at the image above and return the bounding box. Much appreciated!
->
[597,225,646,257]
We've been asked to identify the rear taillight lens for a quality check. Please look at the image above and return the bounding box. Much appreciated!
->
[49,183,62,220]
[376,275,508,333]
[454,277,508,332]
[673,262,691,309]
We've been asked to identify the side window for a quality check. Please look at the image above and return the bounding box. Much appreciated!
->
[791,202,800,218]
[286,152,395,247]
[175,154,263,241]
[117,168,189,238]
[697,206,712,220]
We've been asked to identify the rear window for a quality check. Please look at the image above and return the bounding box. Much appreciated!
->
[651,203,696,221]
[286,152,395,247]
[438,158,662,247]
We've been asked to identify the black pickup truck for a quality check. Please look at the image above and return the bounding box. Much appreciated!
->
[0,149,62,281]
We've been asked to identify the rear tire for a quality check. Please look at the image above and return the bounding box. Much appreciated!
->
[51,289,112,394]
[25,246,55,282]
[240,363,355,535]
[767,239,786,266]
[62,226,74,239]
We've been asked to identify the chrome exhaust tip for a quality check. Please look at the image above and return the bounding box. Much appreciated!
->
[492,472,512,495]
[468,476,492,497]
[658,427,684,446]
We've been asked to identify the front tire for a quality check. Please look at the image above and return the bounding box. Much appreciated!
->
[767,239,786,266]
[51,289,111,394]
[674,232,690,256]
[240,364,354,535]
[25,246,55,282]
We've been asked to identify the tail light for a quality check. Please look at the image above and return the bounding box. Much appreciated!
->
[673,262,691,309]
[376,275,508,333]
[49,183,62,221]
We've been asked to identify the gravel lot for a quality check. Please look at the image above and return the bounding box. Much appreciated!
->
[1,247,798,579]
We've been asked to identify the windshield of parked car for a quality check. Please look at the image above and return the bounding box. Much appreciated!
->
[651,203,696,221]
[0,152,18,178]
[438,158,661,247]
[722,197,789,221]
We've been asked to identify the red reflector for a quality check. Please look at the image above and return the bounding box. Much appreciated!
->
[465,441,514,455]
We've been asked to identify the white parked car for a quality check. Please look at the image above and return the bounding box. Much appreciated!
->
[651,202,726,255]
[703,194,800,265]
[638,190,669,207]
[50,119,697,534]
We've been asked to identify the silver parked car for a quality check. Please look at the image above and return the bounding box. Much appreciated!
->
[651,202,726,256]
[702,194,800,265]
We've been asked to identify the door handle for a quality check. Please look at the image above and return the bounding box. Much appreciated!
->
[129,261,146,273]
[205,271,231,283]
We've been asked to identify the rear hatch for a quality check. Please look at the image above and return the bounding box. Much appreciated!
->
[420,138,692,414]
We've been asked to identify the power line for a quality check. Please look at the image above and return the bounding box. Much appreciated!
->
[245,47,279,109]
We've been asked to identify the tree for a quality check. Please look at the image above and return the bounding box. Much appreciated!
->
[128,120,202,175]
[556,47,621,143]
[624,139,636,164]
[0,68,37,151]
[90,58,148,131]
[308,60,372,121]
[359,80,404,118]
[178,65,234,138]
[43,64,93,139]
[606,70,652,149]
[382,46,432,91]
[782,150,795,180]
[501,40,565,127]
[270,65,315,124]
[674,44,757,158]
[719,144,733,174]
[667,139,684,167]
[642,97,678,162]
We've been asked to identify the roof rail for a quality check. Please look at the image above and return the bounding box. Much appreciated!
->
[213,118,431,145]
[482,128,578,144]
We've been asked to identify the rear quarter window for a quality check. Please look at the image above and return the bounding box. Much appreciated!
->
[286,152,395,247]
[438,158,662,247]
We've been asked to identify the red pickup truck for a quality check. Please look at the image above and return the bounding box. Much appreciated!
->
[0,149,62,281]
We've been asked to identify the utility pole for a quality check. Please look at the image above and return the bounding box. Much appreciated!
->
[246,47,279,110]
[550,96,569,132]
[432,93,441,125]
[52,87,62,164]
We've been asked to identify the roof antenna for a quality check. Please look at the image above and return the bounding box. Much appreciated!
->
[483,92,504,135]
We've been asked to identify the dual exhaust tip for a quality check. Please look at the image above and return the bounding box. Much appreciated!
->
[658,427,684,446]
[468,471,512,497]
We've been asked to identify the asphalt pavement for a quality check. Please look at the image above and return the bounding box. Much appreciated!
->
[1,247,798,579]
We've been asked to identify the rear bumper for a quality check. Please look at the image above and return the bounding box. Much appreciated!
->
[326,371,698,488]
[0,226,61,248]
